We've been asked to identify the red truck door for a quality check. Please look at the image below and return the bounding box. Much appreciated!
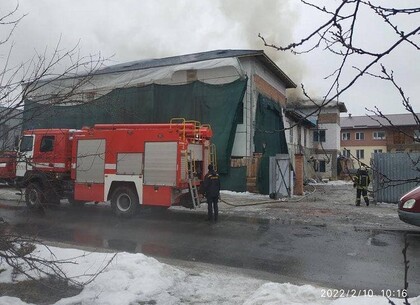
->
[16,135,35,178]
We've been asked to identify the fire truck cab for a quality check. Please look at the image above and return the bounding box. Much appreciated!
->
[17,120,214,217]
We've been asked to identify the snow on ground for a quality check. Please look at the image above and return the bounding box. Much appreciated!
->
[0,188,23,202]
[0,245,419,305]
[308,180,354,186]
[221,190,270,200]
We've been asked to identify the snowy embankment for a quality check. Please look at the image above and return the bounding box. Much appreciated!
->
[0,245,418,305]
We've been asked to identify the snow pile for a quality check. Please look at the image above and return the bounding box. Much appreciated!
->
[244,283,420,305]
[221,190,269,200]
[308,180,353,186]
[0,245,419,305]
[244,282,330,305]
[0,188,22,201]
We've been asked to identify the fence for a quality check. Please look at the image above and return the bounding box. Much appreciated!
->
[371,152,420,203]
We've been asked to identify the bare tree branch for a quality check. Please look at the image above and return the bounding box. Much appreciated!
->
[0,5,114,292]
[260,0,419,108]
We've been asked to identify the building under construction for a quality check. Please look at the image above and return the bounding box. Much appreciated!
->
[22,49,296,194]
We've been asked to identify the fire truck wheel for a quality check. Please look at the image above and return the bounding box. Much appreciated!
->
[25,183,44,209]
[111,186,139,217]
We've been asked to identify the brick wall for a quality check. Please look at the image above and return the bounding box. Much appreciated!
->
[318,112,339,124]
[294,154,304,195]
[253,74,286,107]
[341,127,387,147]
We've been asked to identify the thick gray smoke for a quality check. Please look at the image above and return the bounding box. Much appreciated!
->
[218,0,306,100]
[2,0,306,101]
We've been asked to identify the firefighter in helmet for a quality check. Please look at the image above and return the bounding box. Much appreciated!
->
[202,164,221,222]
[353,164,370,206]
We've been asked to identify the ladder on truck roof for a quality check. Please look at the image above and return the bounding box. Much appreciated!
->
[187,151,201,209]
[209,143,217,171]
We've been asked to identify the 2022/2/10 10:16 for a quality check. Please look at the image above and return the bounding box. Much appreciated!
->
[381,289,408,298]
[320,289,408,298]
[320,289,374,298]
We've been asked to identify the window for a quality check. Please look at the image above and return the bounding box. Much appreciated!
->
[342,149,351,158]
[356,149,364,159]
[414,130,420,142]
[373,149,383,153]
[313,160,326,173]
[373,131,386,140]
[342,132,350,141]
[319,160,326,172]
[355,132,364,140]
[19,136,34,152]
[313,130,326,142]
[40,136,55,152]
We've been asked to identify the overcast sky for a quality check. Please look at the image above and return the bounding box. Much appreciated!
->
[1,0,418,116]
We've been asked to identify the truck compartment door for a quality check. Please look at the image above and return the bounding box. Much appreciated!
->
[144,142,177,186]
[117,153,143,175]
[76,139,105,183]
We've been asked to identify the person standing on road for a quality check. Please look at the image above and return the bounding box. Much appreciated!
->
[202,164,220,222]
[353,165,370,206]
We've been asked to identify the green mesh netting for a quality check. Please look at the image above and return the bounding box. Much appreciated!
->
[254,94,288,194]
[219,166,247,192]
[23,79,247,174]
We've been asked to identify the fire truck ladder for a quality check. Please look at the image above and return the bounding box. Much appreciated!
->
[209,143,217,171]
[187,152,201,209]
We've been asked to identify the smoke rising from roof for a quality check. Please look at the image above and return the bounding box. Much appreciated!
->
[2,1,418,115]
[218,1,305,87]
[4,1,306,99]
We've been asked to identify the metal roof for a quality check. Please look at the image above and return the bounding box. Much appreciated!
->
[97,49,296,88]
[284,109,316,127]
[288,99,347,113]
[341,113,420,128]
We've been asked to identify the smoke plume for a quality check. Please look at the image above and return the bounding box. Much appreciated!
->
[218,0,306,100]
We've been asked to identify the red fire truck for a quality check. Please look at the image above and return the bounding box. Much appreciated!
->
[0,151,17,185]
[6,119,214,217]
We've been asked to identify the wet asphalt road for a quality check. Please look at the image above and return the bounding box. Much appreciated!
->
[1,201,420,296]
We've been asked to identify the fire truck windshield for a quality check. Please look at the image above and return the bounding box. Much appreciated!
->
[19,136,33,152]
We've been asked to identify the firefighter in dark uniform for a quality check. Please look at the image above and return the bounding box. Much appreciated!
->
[202,164,221,222]
[353,165,370,206]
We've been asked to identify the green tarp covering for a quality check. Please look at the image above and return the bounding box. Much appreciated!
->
[23,79,247,174]
[254,94,288,194]
[219,166,247,192]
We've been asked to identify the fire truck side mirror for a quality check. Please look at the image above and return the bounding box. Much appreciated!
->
[14,136,20,151]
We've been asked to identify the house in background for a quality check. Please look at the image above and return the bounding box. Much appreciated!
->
[340,113,420,166]
[285,99,347,181]
[22,49,296,194]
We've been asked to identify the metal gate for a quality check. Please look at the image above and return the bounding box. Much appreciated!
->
[372,152,420,203]
[269,154,292,198]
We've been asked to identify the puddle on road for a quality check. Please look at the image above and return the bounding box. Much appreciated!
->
[7,217,303,278]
